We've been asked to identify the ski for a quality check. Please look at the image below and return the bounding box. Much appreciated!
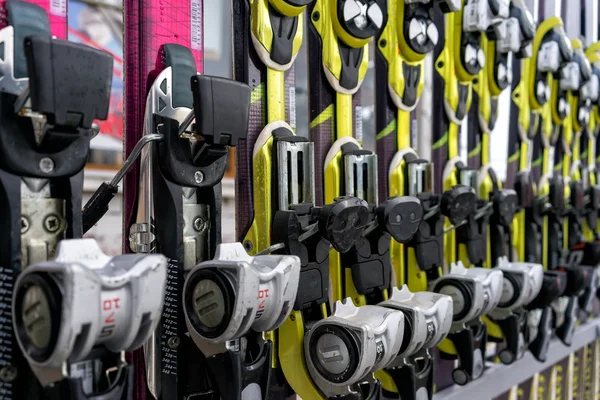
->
[429,0,519,390]
[0,1,65,398]
[461,1,544,382]
[372,0,468,393]
[529,4,579,396]
[0,1,169,400]
[120,1,218,400]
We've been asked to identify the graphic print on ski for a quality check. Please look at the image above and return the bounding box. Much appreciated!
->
[0,1,65,399]
[122,1,211,400]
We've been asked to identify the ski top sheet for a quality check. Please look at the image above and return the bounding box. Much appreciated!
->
[0,2,65,399]
[122,1,204,399]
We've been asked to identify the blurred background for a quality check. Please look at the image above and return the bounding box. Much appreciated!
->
[78,0,595,254]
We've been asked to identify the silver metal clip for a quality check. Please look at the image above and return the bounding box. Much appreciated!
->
[277,140,316,210]
[344,152,378,204]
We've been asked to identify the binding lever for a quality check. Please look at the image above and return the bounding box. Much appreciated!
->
[269,128,370,258]
[489,258,543,364]
[455,166,494,267]
[0,8,121,398]
[432,263,504,385]
[304,300,405,399]
[489,185,519,265]
[84,74,250,234]
[568,181,600,271]
[0,0,50,97]
[485,178,545,365]
[247,121,369,400]
[583,185,600,237]
[513,171,567,360]
[525,270,567,361]
[335,141,424,304]
[565,181,599,315]
[13,239,167,399]
[478,168,544,366]
[183,243,300,400]
[403,155,477,282]
[553,263,593,346]
[378,286,454,400]
[1,34,111,179]
[545,176,592,345]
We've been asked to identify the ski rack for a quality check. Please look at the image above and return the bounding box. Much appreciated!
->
[433,318,600,399]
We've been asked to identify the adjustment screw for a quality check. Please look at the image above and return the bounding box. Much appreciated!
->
[243,240,253,252]
[44,215,61,233]
[167,336,181,349]
[21,217,29,234]
[39,157,55,174]
[193,217,207,232]
[0,366,17,382]
[194,171,204,184]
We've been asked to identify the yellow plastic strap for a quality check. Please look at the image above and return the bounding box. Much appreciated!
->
[397,109,412,150]
[481,132,490,166]
[335,92,353,139]
[267,68,285,123]
[448,122,460,159]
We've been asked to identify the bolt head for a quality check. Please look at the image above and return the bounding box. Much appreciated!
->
[21,217,29,234]
[0,366,17,382]
[39,157,55,174]
[44,215,61,233]
[193,217,207,232]
[167,336,181,349]
[194,171,204,184]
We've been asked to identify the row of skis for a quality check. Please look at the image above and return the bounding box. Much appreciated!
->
[1,0,600,399]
